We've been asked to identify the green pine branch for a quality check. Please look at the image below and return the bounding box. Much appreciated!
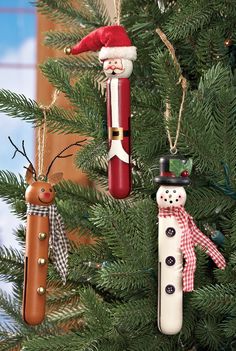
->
[47,304,83,325]
[96,260,153,293]
[44,29,90,50]
[75,140,107,182]
[195,315,228,351]
[80,287,111,333]
[222,314,236,338]
[165,0,213,40]
[83,0,111,27]
[41,61,106,137]
[53,56,101,78]
[192,283,236,315]
[0,171,26,219]
[36,0,96,28]
[0,334,24,351]
[0,90,79,135]
[0,90,41,122]
[112,298,155,332]
[0,290,25,329]
[186,187,234,220]
[13,225,26,248]
[40,60,77,105]
[55,179,113,207]
[0,247,24,284]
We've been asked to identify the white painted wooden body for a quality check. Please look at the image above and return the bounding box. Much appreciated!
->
[156,185,186,335]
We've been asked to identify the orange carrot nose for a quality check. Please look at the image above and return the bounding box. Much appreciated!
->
[44,193,51,199]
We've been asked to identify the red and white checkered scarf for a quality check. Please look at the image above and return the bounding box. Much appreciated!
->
[159,206,226,292]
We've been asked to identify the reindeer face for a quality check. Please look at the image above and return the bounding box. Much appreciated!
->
[25,181,55,206]
[25,168,63,206]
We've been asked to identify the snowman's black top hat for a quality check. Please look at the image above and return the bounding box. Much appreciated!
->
[154,155,191,186]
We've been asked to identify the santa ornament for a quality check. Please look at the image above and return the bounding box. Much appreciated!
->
[155,156,226,335]
[65,25,137,199]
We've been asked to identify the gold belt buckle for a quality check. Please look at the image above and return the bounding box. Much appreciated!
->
[109,127,124,140]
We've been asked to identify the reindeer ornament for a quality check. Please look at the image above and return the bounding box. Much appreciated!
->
[9,137,84,325]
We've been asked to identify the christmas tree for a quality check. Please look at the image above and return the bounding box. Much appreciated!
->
[0,0,236,350]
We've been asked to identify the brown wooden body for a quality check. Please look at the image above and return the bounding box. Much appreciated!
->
[23,213,49,325]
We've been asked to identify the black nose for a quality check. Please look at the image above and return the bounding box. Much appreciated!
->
[112,71,116,75]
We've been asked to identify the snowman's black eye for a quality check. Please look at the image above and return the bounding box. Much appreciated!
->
[173,190,176,193]
[166,190,169,193]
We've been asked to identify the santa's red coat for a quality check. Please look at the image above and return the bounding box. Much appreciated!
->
[106,78,131,199]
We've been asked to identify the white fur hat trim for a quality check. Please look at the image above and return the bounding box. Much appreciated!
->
[99,46,137,61]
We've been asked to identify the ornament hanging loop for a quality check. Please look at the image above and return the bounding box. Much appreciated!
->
[170,146,178,155]
[37,174,47,182]
[156,27,187,155]
[38,89,60,178]
[114,0,122,25]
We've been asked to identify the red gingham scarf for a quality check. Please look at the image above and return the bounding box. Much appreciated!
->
[159,206,226,292]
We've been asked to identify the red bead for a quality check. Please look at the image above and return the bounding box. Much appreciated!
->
[181,170,189,177]
[162,171,175,177]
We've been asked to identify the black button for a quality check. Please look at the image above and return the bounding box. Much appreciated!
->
[165,227,176,237]
[165,256,176,266]
[165,285,175,294]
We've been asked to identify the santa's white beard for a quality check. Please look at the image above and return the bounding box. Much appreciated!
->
[103,59,133,78]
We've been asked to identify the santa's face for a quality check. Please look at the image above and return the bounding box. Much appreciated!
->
[103,58,133,78]
[156,185,186,208]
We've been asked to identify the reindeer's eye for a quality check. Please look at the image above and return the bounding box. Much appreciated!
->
[49,188,53,192]
[41,188,45,192]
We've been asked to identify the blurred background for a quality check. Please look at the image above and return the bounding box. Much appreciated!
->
[0,0,114,295]
[0,0,36,265]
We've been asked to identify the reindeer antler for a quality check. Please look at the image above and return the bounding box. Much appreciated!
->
[46,139,87,177]
[8,137,37,179]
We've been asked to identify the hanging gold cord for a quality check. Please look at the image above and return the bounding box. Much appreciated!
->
[156,27,187,155]
[114,0,122,25]
[38,89,60,177]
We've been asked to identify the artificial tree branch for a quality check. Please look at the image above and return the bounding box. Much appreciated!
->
[8,137,37,178]
[46,139,87,177]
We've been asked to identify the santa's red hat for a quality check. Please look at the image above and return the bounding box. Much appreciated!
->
[67,25,137,61]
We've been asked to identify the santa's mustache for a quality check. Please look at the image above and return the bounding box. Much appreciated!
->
[105,67,124,73]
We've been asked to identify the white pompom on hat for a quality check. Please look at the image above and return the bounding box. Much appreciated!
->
[69,25,137,61]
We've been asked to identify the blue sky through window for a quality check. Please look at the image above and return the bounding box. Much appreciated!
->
[0,1,35,54]
[0,1,36,290]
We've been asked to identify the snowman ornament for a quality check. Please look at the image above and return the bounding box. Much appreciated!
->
[155,156,226,335]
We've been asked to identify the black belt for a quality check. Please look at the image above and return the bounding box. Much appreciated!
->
[109,127,130,140]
